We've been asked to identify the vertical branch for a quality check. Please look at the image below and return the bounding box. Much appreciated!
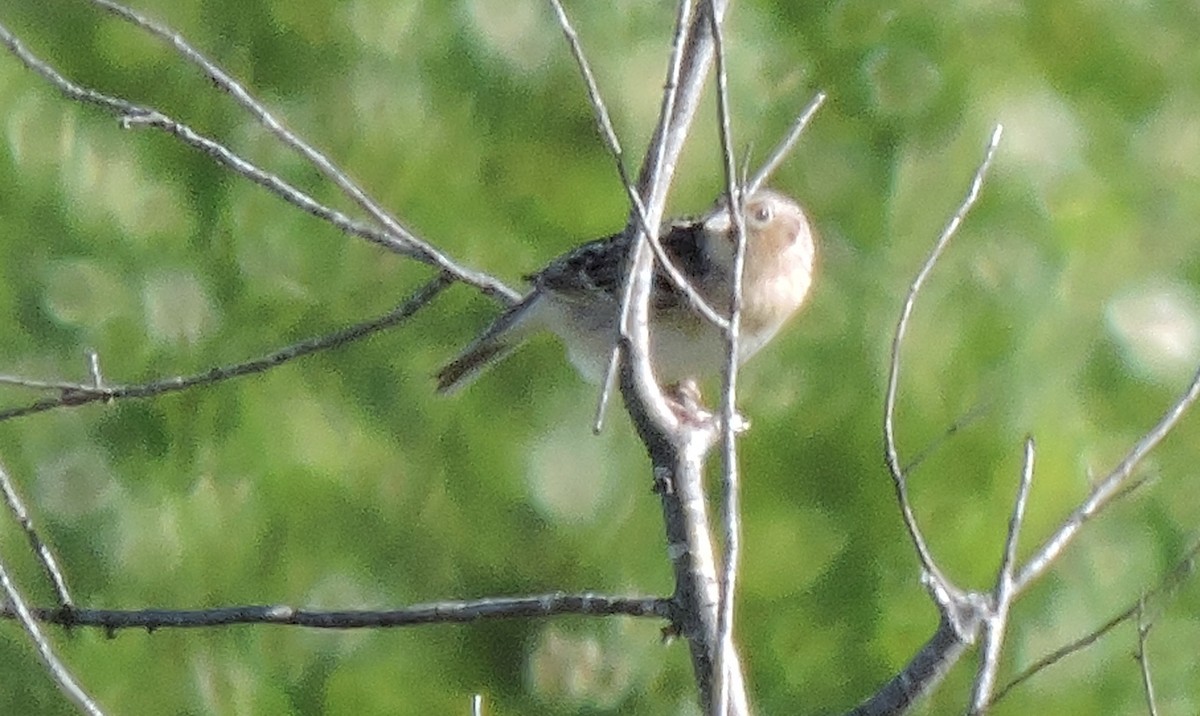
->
[707,2,747,714]
[613,0,743,713]
[545,0,729,433]
[969,437,1035,713]
[1134,599,1160,716]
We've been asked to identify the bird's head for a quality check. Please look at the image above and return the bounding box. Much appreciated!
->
[700,189,815,296]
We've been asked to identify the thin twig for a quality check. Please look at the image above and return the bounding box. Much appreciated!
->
[708,1,746,713]
[3,593,671,631]
[991,539,1200,705]
[969,437,1035,714]
[0,550,103,715]
[882,124,1004,600]
[86,1,520,300]
[1013,357,1200,594]
[0,462,73,610]
[1135,598,1160,716]
[86,350,103,389]
[901,399,991,476]
[0,376,86,391]
[746,92,827,195]
[0,16,518,304]
[0,356,106,393]
[0,276,451,424]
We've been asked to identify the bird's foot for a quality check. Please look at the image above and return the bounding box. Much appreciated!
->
[665,380,750,433]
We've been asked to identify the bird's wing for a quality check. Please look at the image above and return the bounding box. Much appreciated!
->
[528,219,712,312]
[526,230,627,303]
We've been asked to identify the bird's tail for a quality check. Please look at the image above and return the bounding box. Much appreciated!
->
[435,295,539,394]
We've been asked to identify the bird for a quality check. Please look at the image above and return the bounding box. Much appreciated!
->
[435,189,816,396]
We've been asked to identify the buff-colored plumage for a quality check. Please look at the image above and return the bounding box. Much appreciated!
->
[436,190,816,393]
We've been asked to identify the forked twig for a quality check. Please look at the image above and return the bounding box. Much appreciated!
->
[848,127,1004,716]
[883,124,1004,600]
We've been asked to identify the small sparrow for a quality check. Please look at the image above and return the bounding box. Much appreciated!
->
[436,189,816,394]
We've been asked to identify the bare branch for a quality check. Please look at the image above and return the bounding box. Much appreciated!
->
[0,463,73,610]
[0,544,102,715]
[1013,359,1200,594]
[746,92,827,195]
[708,2,747,713]
[844,615,970,716]
[0,276,450,424]
[969,437,1035,714]
[0,376,88,392]
[992,539,1200,706]
[847,126,1005,716]
[0,15,518,304]
[882,124,1004,596]
[1135,599,1160,716]
[86,1,517,297]
[616,0,700,435]
[611,1,750,712]
[6,592,670,631]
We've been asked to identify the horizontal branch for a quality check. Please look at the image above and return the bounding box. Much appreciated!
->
[8,593,672,633]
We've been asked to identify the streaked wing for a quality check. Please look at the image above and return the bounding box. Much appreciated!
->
[528,219,713,312]
[527,230,627,302]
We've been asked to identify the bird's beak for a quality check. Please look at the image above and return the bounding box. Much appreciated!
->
[703,207,732,238]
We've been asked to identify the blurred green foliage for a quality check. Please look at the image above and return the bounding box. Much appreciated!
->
[1,0,1200,713]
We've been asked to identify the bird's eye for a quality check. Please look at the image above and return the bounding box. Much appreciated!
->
[751,203,773,225]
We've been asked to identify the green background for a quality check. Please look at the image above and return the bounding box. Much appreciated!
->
[2,0,1200,713]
